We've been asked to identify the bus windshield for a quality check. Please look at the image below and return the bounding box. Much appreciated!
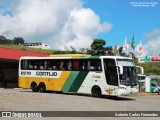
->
[117,59,135,66]
[117,59,137,86]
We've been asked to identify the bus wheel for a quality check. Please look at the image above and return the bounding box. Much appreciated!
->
[31,82,39,92]
[91,86,101,98]
[39,83,46,93]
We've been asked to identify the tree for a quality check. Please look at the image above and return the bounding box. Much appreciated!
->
[13,37,25,45]
[118,46,127,57]
[79,48,87,54]
[90,39,106,55]
[70,46,77,54]
[0,35,12,44]
[0,35,6,41]
[106,46,114,55]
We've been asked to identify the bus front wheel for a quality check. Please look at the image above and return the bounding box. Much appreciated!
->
[31,82,39,92]
[91,86,101,98]
[39,83,46,93]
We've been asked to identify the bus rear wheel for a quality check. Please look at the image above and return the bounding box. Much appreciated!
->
[91,86,101,98]
[39,83,46,93]
[31,82,39,92]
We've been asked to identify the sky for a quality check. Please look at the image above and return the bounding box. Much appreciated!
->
[0,0,160,56]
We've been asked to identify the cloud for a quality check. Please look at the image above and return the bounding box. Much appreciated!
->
[0,0,112,50]
[135,29,160,56]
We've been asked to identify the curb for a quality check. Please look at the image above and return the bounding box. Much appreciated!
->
[0,88,23,90]
[130,92,159,96]
[14,88,23,90]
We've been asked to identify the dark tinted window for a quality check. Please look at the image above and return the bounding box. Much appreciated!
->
[20,59,102,71]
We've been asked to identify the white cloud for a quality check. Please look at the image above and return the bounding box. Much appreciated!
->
[135,29,160,57]
[0,0,112,50]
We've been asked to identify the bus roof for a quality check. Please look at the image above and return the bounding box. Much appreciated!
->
[20,55,132,60]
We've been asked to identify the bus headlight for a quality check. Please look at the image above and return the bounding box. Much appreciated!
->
[119,86,127,90]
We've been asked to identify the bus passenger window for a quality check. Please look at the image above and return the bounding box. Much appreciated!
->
[73,61,79,70]
[87,59,102,71]
[87,60,96,71]
[55,62,60,70]
[38,61,44,70]
[40,66,44,70]
[21,60,29,70]
[81,62,86,70]
[97,62,102,71]
[64,61,72,70]
[29,65,33,69]
[60,61,64,70]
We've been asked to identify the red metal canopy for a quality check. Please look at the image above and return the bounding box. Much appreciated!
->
[0,47,50,60]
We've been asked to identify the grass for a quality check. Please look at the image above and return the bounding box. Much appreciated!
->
[0,44,56,54]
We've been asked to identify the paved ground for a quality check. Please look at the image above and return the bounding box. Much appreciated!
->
[0,89,160,120]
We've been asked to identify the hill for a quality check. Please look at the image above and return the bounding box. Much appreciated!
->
[0,44,64,54]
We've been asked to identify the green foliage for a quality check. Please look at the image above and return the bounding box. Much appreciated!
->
[69,46,77,54]
[151,78,160,82]
[134,57,138,64]
[13,37,25,45]
[90,39,106,55]
[0,35,6,40]
[137,62,160,75]
[106,46,114,55]
[53,50,67,54]
[0,35,12,44]
[118,46,127,57]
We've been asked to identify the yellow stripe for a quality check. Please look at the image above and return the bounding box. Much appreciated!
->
[53,71,71,91]
[19,71,71,91]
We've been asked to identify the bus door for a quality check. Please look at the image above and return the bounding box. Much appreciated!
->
[103,59,119,95]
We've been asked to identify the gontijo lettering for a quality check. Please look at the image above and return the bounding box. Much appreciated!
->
[36,72,57,76]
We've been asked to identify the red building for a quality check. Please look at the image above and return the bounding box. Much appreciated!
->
[0,47,50,88]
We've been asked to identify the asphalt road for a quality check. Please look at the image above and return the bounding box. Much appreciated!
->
[0,89,160,120]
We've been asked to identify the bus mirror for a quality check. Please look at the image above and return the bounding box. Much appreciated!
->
[117,65,123,75]
[136,66,144,74]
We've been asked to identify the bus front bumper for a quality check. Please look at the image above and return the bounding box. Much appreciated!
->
[118,88,139,96]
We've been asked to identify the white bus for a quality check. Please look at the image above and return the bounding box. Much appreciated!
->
[19,55,143,97]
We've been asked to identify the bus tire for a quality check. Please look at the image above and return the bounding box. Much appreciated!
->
[31,82,39,92]
[39,83,46,93]
[91,86,101,98]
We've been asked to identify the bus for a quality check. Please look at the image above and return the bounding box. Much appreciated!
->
[19,55,144,97]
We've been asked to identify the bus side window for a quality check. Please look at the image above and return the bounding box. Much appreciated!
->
[80,61,87,70]
[28,60,35,70]
[34,63,38,69]
[87,59,102,71]
[89,64,95,70]
[60,61,64,70]
[96,61,102,71]
[73,60,79,70]
[63,61,72,70]
[38,61,44,70]
[21,60,29,70]
[67,61,72,70]
[47,61,53,70]
[55,62,60,70]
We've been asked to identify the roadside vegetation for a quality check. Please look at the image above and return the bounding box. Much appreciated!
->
[137,62,160,76]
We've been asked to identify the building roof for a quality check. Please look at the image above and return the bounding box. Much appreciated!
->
[0,47,50,60]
